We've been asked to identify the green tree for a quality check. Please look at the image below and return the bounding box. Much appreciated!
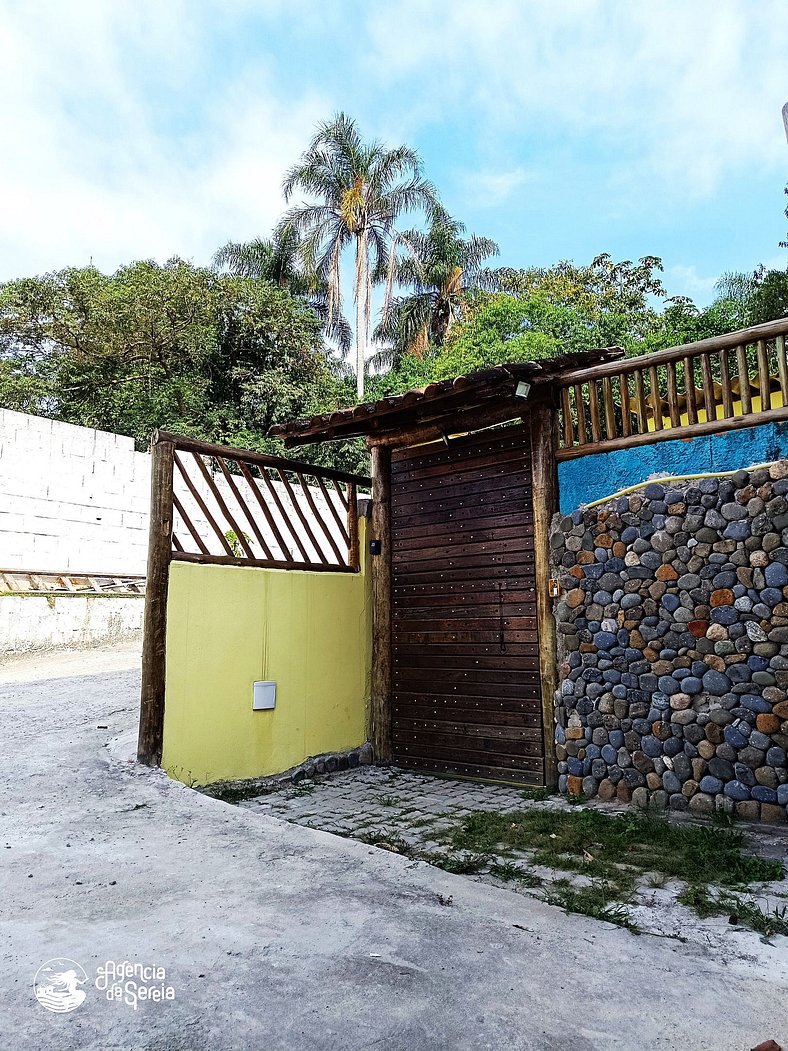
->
[0,259,343,453]
[364,253,743,400]
[278,112,438,399]
[373,212,503,368]
[214,227,352,354]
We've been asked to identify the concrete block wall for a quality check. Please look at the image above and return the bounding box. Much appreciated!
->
[0,409,151,574]
[0,594,144,657]
[0,409,352,577]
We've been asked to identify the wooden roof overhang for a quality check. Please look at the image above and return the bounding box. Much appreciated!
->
[269,348,625,449]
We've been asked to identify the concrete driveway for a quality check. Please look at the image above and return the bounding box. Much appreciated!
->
[1,644,787,1051]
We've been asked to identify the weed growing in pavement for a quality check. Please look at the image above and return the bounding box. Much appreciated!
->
[488,861,542,887]
[448,808,783,887]
[357,829,413,856]
[419,851,489,874]
[545,879,640,933]
[677,885,788,937]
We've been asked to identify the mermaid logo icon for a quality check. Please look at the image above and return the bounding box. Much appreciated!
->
[34,959,88,1013]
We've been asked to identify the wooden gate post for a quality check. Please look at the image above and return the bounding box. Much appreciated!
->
[137,434,175,766]
[530,393,559,788]
[369,442,393,763]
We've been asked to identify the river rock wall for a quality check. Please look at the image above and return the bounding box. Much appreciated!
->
[551,461,788,823]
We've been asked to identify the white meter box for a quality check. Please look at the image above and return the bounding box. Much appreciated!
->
[252,681,276,710]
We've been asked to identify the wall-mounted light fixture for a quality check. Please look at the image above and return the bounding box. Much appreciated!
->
[515,380,531,399]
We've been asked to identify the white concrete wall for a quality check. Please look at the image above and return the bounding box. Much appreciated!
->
[0,594,144,658]
[0,409,350,577]
[0,409,151,575]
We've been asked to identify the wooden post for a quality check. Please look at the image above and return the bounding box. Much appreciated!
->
[368,443,393,763]
[137,436,175,766]
[347,481,360,571]
[530,394,559,788]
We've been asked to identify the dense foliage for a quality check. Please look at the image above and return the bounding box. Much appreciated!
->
[0,259,350,461]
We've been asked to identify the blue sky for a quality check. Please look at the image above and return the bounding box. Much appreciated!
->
[0,0,786,307]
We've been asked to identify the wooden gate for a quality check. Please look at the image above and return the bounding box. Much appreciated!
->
[389,423,544,785]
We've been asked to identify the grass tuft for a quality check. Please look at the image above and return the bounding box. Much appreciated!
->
[447,808,784,887]
[545,879,640,932]
[420,851,488,874]
[678,884,788,937]
[488,861,542,887]
[358,829,413,856]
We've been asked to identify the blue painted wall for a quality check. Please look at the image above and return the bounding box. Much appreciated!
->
[558,421,788,514]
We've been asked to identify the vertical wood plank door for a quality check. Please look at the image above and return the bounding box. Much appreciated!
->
[390,423,545,785]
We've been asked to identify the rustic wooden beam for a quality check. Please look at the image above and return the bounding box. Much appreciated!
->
[757,339,772,410]
[315,474,350,548]
[619,373,632,437]
[237,462,292,562]
[529,394,559,789]
[156,430,370,487]
[573,383,588,444]
[369,443,393,763]
[363,399,526,449]
[170,552,356,572]
[684,357,698,425]
[556,316,788,385]
[735,344,752,415]
[138,437,175,766]
[602,376,617,440]
[777,334,788,407]
[346,482,360,571]
[719,347,734,419]
[215,455,275,561]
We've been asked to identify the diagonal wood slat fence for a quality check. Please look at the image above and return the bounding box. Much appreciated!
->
[138,431,371,765]
[555,317,788,460]
[159,431,370,573]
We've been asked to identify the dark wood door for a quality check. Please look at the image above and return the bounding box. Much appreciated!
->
[390,423,544,785]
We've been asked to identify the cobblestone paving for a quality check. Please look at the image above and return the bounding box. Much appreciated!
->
[236,765,788,948]
[239,766,544,855]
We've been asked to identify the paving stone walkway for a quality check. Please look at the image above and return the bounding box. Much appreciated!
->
[239,766,545,855]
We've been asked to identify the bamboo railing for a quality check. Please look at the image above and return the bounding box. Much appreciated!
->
[159,432,370,573]
[555,318,788,460]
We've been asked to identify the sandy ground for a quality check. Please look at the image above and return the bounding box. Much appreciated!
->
[1,643,787,1051]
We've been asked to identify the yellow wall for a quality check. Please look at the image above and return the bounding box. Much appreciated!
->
[648,391,784,430]
[161,519,372,786]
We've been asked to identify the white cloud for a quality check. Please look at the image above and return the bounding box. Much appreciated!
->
[364,0,788,200]
[665,264,720,302]
[0,1,329,279]
[459,168,532,207]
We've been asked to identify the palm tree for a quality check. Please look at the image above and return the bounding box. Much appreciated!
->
[278,113,438,399]
[213,228,352,354]
[214,227,302,287]
[374,213,503,367]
